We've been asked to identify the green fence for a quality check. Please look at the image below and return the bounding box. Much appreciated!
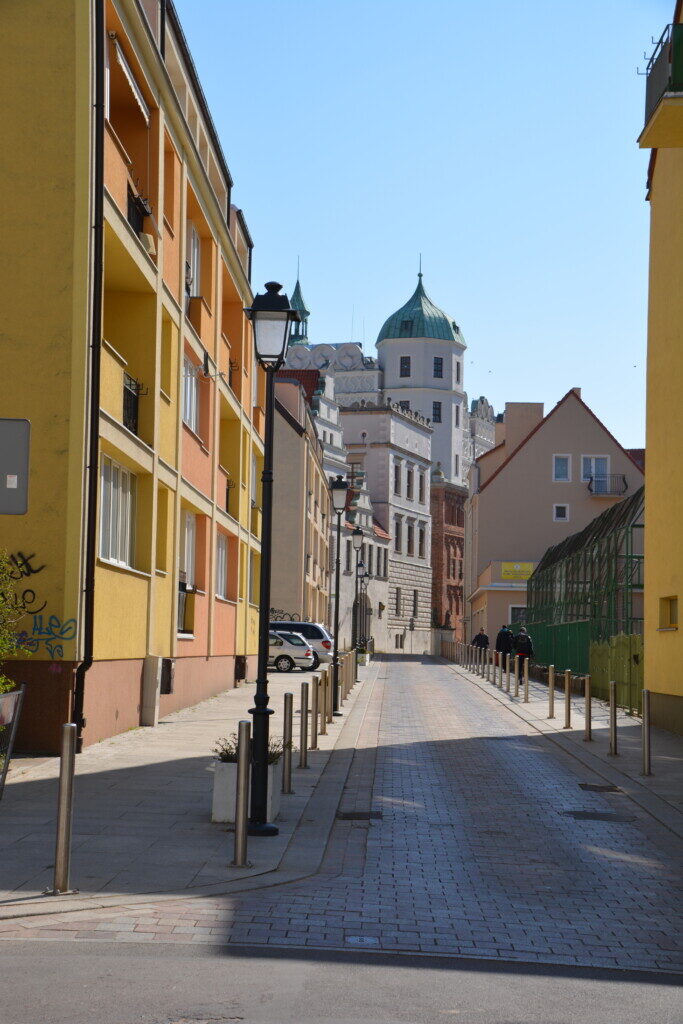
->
[589,633,643,715]
[529,620,592,676]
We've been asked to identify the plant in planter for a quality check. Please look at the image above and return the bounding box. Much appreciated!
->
[210,733,292,824]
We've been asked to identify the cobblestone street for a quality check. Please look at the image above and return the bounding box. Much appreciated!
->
[2,655,681,978]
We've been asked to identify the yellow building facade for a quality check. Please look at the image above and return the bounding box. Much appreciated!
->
[640,8,683,733]
[1,0,264,751]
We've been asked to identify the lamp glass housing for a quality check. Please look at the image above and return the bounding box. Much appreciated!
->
[352,528,363,551]
[252,310,293,367]
[330,475,348,513]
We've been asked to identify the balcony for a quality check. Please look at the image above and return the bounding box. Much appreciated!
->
[122,373,145,435]
[640,24,683,148]
[587,474,627,497]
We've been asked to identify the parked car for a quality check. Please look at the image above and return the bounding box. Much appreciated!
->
[268,631,314,673]
[269,621,333,669]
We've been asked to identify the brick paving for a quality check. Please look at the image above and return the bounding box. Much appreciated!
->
[2,654,682,973]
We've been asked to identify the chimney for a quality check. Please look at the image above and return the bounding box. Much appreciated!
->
[571,387,581,399]
[502,402,545,453]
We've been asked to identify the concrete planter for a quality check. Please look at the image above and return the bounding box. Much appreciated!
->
[211,758,282,823]
[357,652,369,666]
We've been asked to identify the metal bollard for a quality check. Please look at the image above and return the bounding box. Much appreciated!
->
[608,680,618,756]
[231,720,251,867]
[513,655,519,698]
[327,663,334,723]
[583,675,592,741]
[642,689,651,776]
[299,682,309,767]
[505,653,511,693]
[563,670,572,729]
[548,665,555,719]
[523,657,529,702]
[320,672,328,735]
[309,674,319,750]
[282,693,293,793]
[487,650,491,683]
[496,654,502,689]
[51,722,78,895]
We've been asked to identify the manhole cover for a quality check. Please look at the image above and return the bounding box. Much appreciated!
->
[562,810,635,822]
[346,935,380,946]
[336,810,383,820]
[579,783,622,793]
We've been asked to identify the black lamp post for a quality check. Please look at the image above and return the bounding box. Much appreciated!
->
[357,560,370,647]
[244,282,300,836]
[330,474,349,715]
[351,527,363,649]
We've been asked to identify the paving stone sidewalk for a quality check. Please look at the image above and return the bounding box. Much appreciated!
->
[0,660,375,912]
[2,654,681,974]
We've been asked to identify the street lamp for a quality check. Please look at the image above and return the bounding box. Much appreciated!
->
[330,474,349,715]
[351,527,363,649]
[244,282,300,836]
[357,560,370,648]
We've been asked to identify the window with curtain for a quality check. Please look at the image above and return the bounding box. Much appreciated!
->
[99,455,136,568]
[183,356,199,433]
[182,511,196,588]
[216,532,228,599]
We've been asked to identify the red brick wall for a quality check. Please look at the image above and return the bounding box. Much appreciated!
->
[431,485,466,641]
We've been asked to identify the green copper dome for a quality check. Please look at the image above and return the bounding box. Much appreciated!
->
[376,274,462,344]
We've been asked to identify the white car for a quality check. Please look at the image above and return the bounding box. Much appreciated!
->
[269,621,334,669]
[268,631,314,673]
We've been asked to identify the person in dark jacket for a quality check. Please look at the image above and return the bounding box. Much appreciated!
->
[472,628,489,650]
[495,624,514,668]
[514,626,534,666]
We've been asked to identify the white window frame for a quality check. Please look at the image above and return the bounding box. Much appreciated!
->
[581,454,610,487]
[183,356,200,433]
[553,454,572,483]
[187,222,201,297]
[553,503,570,523]
[215,532,228,599]
[99,455,136,568]
[181,511,196,589]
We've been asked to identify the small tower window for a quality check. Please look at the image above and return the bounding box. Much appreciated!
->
[432,401,442,423]
[433,356,443,379]
[399,320,413,336]
[399,356,411,377]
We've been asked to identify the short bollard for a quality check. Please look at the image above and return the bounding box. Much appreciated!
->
[505,653,511,693]
[282,693,293,793]
[487,651,492,683]
[563,670,572,729]
[608,680,618,756]
[50,722,78,896]
[583,675,592,741]
[523,658,529,703]
[497,654,503,689]
[231,720,251,867]
[548,665,555,719]
[327,664,334,723]
[309,674,319,751]
[514,655,519,698]
[320,673,328,735]
[642,688,651,776]
[299,682,309,767]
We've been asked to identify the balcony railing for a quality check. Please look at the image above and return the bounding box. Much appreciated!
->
[123,373,146,435]
[645,24,683,125]
[587,474,627,496]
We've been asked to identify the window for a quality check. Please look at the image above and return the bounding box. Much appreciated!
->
[455,405,460,428]
[399,356,411,377]
[395,588,402,616]
[394,460,401,495]
[433,356,443,378]
[553,455,571,482]
[418,472,425,504]
[509,606,526,627]
[368,546,374,575]
[413,590,419,617]
[455,361,461,384]
[406,465,414,500]
[659,596,678,629]
[216,532,228,598]
[582,455,609,492]
[183,356,199,433]
[399,320,413,337]
[187,222,201,297]
[553,504,569,522]
[406,522,414,556]
[99,455,136,567]
[454,454,459,477]
[181,511,196,588]
[383,549,389,577]
[394,517,402,553]
[345,539,352,572]
[418,526,425,559]
[432,401,442,423]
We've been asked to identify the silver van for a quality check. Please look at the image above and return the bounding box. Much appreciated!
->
[269,621,333,669]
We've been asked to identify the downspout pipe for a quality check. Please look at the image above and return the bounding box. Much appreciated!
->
[73,0,105,752]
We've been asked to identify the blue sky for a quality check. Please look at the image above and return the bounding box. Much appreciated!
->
[174,0,671,448]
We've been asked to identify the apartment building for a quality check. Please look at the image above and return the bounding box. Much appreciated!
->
[1,0,263,752]
[270,381,330,626]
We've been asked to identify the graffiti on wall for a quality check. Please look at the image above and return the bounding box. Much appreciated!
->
[4,551,77,660]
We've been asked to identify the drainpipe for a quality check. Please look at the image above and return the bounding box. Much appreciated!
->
[73,0,105,752]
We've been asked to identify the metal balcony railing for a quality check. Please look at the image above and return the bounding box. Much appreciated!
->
[123,373,141,434]
[645,24,683,125]
[587,474,627,496]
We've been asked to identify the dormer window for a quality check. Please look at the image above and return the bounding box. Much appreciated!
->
[399,320,413,336]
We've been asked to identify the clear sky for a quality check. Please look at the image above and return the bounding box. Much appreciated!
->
[173,0,671,448]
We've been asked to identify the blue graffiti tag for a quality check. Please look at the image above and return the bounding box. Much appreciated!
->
[17,615,77,659]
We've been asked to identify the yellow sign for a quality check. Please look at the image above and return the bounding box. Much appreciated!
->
[501,562,534,580]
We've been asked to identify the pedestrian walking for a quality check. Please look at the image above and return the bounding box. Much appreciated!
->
[472,627,489,651]
[514,626,534,670]
[495,623,514,669]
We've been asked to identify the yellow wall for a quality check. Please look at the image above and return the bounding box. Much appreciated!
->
[0,0,92,662]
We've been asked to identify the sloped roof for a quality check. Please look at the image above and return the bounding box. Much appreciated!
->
[275,369,321,406]
[376,275,463,344]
